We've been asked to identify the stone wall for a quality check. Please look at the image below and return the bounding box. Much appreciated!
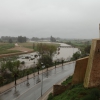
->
[72,57,88,85]
[53,84,71,96]
[84,39,100,88]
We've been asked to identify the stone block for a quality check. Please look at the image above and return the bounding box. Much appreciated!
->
[53,84,71,96]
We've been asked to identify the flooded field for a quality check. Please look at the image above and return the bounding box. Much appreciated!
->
[17,42,78,68]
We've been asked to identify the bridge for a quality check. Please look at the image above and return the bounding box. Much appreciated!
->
[58,46,75,48]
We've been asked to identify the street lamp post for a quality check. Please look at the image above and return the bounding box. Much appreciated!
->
[73,46,74,62]
[61,58,64,70]
[41,64,45,97]
[14,74,17,93]
[46,65,49,78]
[33,58,35,79]
[55,61,56,74]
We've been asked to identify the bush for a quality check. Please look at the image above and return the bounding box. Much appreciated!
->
[61,76,72,85]
[47,93,53,100]
[82,88,100,100]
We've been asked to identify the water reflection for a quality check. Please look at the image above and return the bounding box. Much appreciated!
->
[17,42,78,68]
[13,86,20,97]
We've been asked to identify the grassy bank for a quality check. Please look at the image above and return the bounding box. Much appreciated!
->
[0,43,21,54]
[0,42,59,54]
[47,76,100,100]
[18,42,33,49]
[66,41,91,52]
[18,42,60,50]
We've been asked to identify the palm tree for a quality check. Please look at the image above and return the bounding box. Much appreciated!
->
[0,61,7,76]
[54,60,57,73]
[16,60,20,70]
[6,61,19,86]
[11,64,19,86]
[0,61,7,85]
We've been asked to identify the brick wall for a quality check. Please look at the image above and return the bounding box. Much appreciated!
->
[72,57,88,85]
[53,84,71,96]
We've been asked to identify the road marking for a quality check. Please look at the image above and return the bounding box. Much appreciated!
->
[1,62,75,100]
[13,83,40,100]
[12,78,48,100]
[13,72,62,100]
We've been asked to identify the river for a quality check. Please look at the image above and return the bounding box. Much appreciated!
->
[17,42,78,68]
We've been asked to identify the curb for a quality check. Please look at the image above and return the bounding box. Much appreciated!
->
[38,73,73,100]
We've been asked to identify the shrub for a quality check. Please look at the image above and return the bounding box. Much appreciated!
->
[47,93,53,100]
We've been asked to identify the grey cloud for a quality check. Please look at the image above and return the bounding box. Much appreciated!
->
[0,0,100,39]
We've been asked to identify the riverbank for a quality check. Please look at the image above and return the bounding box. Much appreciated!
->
[0,51,33,58]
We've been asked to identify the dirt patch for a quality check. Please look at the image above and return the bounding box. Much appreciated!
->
[9,46,33,52]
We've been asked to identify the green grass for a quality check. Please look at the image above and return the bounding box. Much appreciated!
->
[0,50,21,54]
[0,43,14,50]
[18,42,33,49]
[47,76,100,100]
[18,42,60,50]
[0,43,21,54]
[61,76,72,85]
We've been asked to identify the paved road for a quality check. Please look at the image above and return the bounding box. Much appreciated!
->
[0,62,75,100]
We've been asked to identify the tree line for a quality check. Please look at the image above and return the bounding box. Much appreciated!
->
[0,36,27,43]
[31,36,56,42]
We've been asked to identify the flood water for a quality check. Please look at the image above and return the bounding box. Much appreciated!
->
[17,42,79,68]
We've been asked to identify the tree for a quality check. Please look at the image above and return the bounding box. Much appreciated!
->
[31,37,39,41]
[50,36,56,42]
[36,43,57,77]
[84,45,91,55]
[36,43,57,59]
[39,55,52,67]
[6,61,19,86]
[17,36,27,43]
[8,38,13,43]
[12,68,19,86]
[0,76,6,86]
[0,61,7,76]
[6,61,13,72]
[71,51,81,60]
[15,60,20,69]
[0,61,7,86]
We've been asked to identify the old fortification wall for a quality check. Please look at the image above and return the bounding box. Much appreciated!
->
[84,39,100,88]
[72,57,88,85]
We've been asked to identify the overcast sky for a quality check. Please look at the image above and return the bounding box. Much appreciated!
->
[0,0,100,39]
